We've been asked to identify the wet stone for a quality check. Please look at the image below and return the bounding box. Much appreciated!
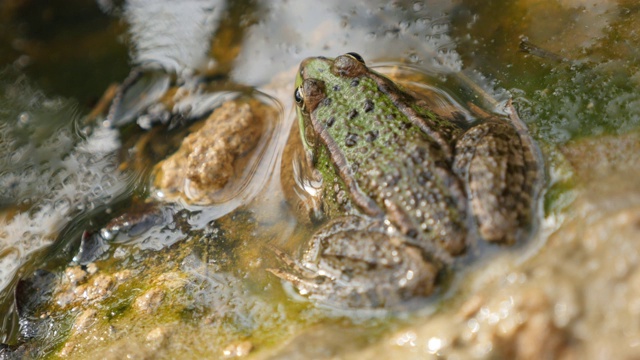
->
[134,287,165,314]
[153,100,269,205]
[146,326,172,350]
[113,269,133,283]
[84,274,115,301]
[222,340,253,358]
[72,308,98,334]
[86,263,98,275]
[64,266,88,286]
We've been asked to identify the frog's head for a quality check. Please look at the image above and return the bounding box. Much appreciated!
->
[294,52,368,112]
[293,52,368,151]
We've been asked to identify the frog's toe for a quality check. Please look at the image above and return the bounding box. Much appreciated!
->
[267,267,326,294]
[267,246,331,294]
[477,212,519,244]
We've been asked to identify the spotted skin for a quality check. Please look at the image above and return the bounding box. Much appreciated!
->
[273,53,540,308]
[300,57,468,255]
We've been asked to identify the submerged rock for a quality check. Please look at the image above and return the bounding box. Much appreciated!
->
[154,100,269,204]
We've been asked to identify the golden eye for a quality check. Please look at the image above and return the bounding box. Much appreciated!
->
[294,87,304,106]
[345,52,365,64]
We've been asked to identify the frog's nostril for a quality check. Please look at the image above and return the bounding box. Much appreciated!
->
[299,58,311,72]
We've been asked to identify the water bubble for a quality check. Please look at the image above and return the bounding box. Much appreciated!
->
[101,228,116,241]
[80,125,93,137]
[138,115,153,130]
[427,337,443,353]
[53,199,71,212]
[18,112,30,125]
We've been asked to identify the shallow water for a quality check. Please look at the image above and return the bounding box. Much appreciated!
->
[0,0,639,358]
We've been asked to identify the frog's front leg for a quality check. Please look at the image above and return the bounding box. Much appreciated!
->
[453,118,538,244]
[269,216,438,309]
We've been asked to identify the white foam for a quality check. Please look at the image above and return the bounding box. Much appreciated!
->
[0,74,129,292]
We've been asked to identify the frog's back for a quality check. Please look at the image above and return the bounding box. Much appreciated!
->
[311,72,469,255]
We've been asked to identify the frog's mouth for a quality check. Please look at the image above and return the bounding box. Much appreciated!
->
[296,105,313,152]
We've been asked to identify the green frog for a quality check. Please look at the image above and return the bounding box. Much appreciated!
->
[271,53,540,308]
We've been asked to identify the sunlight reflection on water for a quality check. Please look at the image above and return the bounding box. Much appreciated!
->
[0,73,130,293]
[124,0,226,74]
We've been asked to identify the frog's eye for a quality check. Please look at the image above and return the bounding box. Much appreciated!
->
[333,54,367,77]
[345,52,365,64]
[294,87,304,106]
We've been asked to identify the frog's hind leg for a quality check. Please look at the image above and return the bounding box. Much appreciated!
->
[268,217,439,308]
[452,118,537,244]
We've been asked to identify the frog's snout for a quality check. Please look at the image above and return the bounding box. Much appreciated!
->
[296,57,316,85]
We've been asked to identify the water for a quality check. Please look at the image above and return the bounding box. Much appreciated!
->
[0,0,639,358]
[0,71,131,289]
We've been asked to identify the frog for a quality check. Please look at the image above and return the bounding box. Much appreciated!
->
[270,53,540,309]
